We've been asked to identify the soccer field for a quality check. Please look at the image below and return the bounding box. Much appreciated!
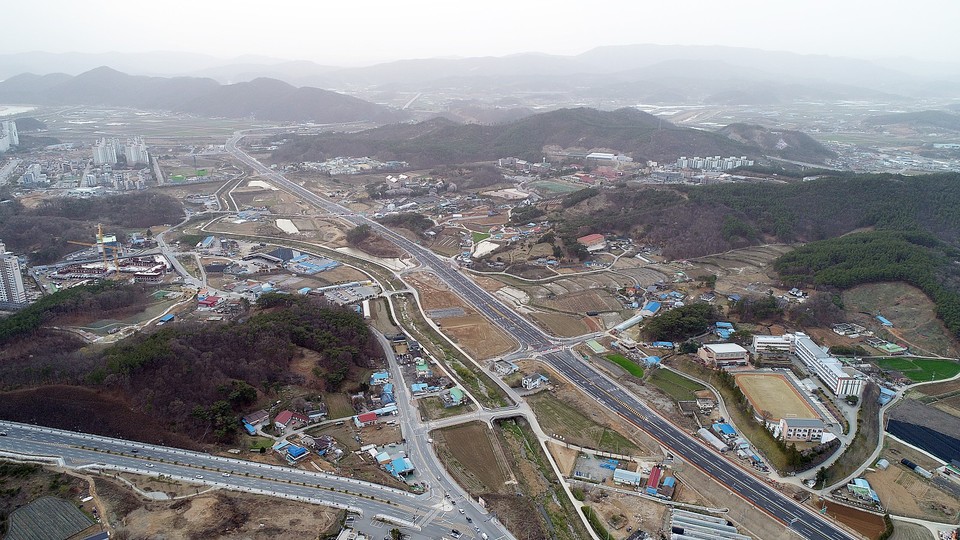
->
[735,373,819,421]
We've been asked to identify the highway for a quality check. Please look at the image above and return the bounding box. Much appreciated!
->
[0,420,493,539]
[226,131,858,540]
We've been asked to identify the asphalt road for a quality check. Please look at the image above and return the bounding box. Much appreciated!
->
[0,420,497,540]
[222,133,857,539]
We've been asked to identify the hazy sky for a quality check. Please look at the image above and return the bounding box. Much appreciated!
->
[3,0,958,65]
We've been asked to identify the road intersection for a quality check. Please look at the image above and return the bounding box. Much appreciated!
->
[224,131,859,540]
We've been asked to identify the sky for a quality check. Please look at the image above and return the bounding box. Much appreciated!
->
[3,0,958,66]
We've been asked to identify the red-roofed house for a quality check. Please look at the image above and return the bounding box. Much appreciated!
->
[274,410,294,430]
[291,412,309,425]
[576,233,607,252]
[354,411,378,428]
[198,296,221,308]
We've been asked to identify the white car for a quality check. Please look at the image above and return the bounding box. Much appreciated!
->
[222,473,231,477]
[195,474,203,479]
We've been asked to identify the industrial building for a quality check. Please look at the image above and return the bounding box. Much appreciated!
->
[752,333,866,397]
[0,241,26,305]
[697,343,749,368]
[576,233,607,252]
[669,509,751,540]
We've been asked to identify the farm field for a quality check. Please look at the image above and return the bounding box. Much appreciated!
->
[687,244,793,295]
[604,354,644,378]
[812,497,888,540]
[875,357,960,383]
[864,438,960,523]
[539,289,623,314]
[432,422,512,494]
[528,392,640,455]
[528,179,582,194]
[734,373,819,421]
[530,312,591,337]
[648,368,706,402]
[843,282,959,357]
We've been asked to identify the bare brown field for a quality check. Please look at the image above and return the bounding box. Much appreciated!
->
[890,521,936,540]
[735,373,819,421]
[911,379,960,397]
[433,422,511,494]
[546,441,579,476]
[97,477,342,540]
[687,244,793,295]
[540,289,622,313]
[406,272,517,359]
[439,314,517,359]
[865,461,960,523]
[530,312,590,337]
[933,394,960,416]
[813,497,887,540]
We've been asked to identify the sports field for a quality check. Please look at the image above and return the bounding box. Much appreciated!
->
[735,373,819,421]
[875,357,960,382]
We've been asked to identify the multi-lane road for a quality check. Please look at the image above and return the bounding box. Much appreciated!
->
[226,131,857,540]
[0,419,503,540]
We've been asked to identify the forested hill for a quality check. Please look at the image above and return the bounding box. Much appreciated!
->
[0,292,381,443]
[554,172,960,259]
[774,231,960,337]
[269,107,834,167]
[0,191,183,264]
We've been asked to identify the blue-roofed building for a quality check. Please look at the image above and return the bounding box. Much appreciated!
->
[878,387,897,405]
[651,341,675,349]
[712,423,737,439]
[370,371,390,385]
[385,456,415,477]
[716,321,734,329]
[287,445,308,460]
[381,383,395,404]
[199,236,215,249]
[728,294,742,302]
[643,356,661,366]
[297,287,312,295]
[877,315,893,327]
[158,313,175,324]
[410,383,429,395]
[641,301,661,315]
[716,328,732,339]
[242,422,257,436]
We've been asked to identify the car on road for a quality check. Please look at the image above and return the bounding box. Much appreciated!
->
[450,530,462,539]
[222,473,231,477]
[458,509,465,515]
[0,431,6,436]
[195,474,203,479]
[465,517,472,523]
[146,464,154,468]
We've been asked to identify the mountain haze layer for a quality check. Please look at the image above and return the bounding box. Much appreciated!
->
[0,67,400,123]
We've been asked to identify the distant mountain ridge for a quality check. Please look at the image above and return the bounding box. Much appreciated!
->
[0,67,400,123]
[4,44,960,105]
[270,107,835,167]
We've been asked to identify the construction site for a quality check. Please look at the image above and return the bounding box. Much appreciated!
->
[38,224,172,287]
